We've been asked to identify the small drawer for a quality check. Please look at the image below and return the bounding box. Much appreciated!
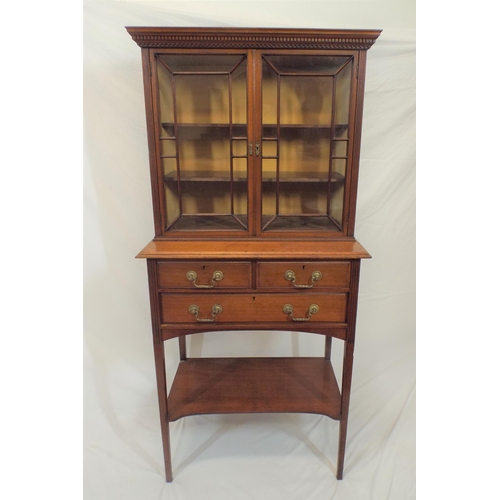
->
[257,261,350,289]
[160,293,347,324]
[157,261,252,289]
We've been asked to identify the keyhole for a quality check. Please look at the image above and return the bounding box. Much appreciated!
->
[252,296,256,301]
[302,265,306,270]
[202,265,206,270]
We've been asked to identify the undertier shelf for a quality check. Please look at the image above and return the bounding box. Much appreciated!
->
[167,357,341,422]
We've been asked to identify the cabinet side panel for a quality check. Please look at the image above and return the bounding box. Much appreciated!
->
[345,51,367,237]
[141,48,163,236]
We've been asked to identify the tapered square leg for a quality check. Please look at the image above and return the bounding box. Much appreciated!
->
[337,341,354,480]
[153,339,173,482]
[337,259,361,479]
[147,260,173,482]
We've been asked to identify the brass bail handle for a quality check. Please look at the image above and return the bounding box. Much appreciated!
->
[189,304,223,323]
[282,304,319,322]
[284,270,322,288]
[186,270,224,288]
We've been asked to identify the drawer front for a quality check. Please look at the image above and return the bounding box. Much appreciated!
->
[257,261,350,289]
[157,261,252,289]
[160,293,347,324]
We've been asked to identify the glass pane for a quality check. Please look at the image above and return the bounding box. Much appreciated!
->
[159,54,244,73]
[165,184,180,228]
[264,55,350,75]
[262,140,277,157]
[231,59,247,126]
[262,159,277,227]
[332,159,347,177]
[261,54,352,232]
[157,63,174,132]
[328,159,346,226]
[232,140,247,156]
[232,158,248,228]
[334,61,352,138]
[178,126,230,174]
[162,158,177,178]
[156,54,248,231]
[278,183,328,215]
[332,140,347,157]
[262,158,277,182]
[233,157,247,178]
[280,127,330,177]
[176,75,229,124]
[161,139,176,157]
[262,59,278,125]
[280,76,332,125]
[329,184,344,226]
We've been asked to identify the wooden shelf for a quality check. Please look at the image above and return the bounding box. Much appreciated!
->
[164,170,345,183]
[162,122,247,129]
[161,122,347,137]
[164,170,246,182]
[162,122,347,129]
[168,357,341,422]
[263,171,345,183]
[168,214,247,231]
[263,123,348,131]
[262,215,342,231]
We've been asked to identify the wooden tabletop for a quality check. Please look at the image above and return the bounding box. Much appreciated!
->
[136,239,371,260]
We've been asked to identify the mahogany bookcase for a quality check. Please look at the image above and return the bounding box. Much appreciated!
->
[127,27,381,482]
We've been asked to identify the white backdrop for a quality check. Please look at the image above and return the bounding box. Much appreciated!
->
[84,1,415,499]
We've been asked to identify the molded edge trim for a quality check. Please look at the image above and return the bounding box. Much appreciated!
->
[126,27,382,50]
[136,239,371,260]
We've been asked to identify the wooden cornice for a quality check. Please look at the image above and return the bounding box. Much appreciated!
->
[126,27,382,51]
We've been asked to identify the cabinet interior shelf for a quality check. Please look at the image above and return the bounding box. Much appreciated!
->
[167,357,341,422]
[161,122,348,134]
[164,170,345,183]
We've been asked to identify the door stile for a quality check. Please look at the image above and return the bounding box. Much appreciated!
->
[251,49,263,236]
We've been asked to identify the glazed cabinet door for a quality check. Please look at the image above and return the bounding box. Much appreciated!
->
[257,51,358,236]
[151,51,253,235]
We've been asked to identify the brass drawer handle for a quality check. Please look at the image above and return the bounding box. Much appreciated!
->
[186,270,224,288]
[189,304,222,322]
[283,304,319,322]
[284,270,322,288]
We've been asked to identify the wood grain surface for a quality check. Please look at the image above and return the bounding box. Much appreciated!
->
[168,357,342,422]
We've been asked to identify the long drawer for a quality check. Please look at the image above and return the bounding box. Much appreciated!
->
[157,261,252,289]
[160,293,347,324]
[257,261,350,289]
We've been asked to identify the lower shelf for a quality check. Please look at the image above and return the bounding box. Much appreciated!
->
[168,357,341,422]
